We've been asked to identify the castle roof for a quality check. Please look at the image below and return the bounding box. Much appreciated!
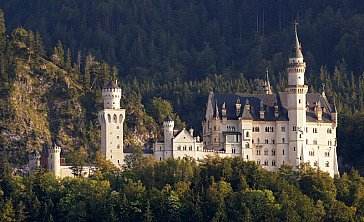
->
[104,80,120,89]
[290,24,303,59]
[164,115,173,122]
[210,92,335,123]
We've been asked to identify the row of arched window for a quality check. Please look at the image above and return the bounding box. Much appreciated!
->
[99,114,124,124]
[257,160,276,166]
[256,148,276,156]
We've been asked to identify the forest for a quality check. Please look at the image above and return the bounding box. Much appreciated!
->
[0,0,364,219]
[2,153,364,221]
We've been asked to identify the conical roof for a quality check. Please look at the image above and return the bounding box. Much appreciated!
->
[164,115,173,122]
[104,80,120,89]
[290,23,303,58]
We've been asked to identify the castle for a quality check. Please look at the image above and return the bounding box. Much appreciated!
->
[153,26,339,177]
[28,26,339,177]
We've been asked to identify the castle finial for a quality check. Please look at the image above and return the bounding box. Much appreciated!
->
[290,20,303,59]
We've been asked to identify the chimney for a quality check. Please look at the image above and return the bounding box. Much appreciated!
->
[316,101,322,121]
[259,100,265,120]
[189,128,194,137]
[235,98,241,117]
[221,102,227,120]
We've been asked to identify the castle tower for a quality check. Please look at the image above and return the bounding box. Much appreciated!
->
[48,144,61,177]
[286,23,308,168]
[28,151,41,176]
[98,80,126,167]
[163,115,174,159]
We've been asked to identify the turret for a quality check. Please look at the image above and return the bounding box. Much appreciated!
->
[287,23,306,86]
[263,70,272,94]
[163,115,175,157]
[102,80,122,109]
[99,79,126,167]
[28,151,41,176]
[286,22,308,168]
[48,144,61,178]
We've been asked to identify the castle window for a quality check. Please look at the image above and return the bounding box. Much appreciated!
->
[282,138,285,143]
[270,127,274,132]
[325,161,330,167]
[265,127,269,132]
[160,147,162,151]
[293,125,296,131]
[325,151,330,157]
[246,155,249,160]
[257,150,261,155]
[183,146,186,151]
[197,147,199,151]
[313,139,317,145]
[293,147,296,151]
[264,160,268,166]
[264,149,268,155]
[257,138,260,144]
[117,136,119,139]
[160,157,162,160]
[117,145,120,149]
[327,128,332,134]
[252,139,254,144]
[306,139,308,144]
[265,139,269,144]
[257,160,261,165]
[272,160,276,166]
[272,149,276,156]
[177,146,181,151]
[232,148,236,154]
[283,149,285,155]
[328,140,332,146]
[272,139,275,144]
[299,99,301,104]
[214,126,217,130]
[117,126,119,129]
[313,128,318,133]
[281,126,285,132]
[309,150,315,156]
[246,131,250,138]
[189,146,192,151]
[245,142,250,148]
[314,161,318,167]
[111,155,112,159]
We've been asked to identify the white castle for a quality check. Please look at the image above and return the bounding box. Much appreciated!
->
[153,26,339,177]
[28,26,339,177]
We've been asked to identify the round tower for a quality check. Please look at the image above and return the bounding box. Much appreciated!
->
[286,23,308,168]
[163,115,174,159]
[28,151,41,176]
[48,144,61,178]
[99,80,126,167]
[102,80,122,109]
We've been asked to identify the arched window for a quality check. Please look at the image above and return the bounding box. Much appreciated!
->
[119,114,123,123]
[189,146,192,151]
[264,148,268,155]
[245,142,250,148]
[113,114,117,123]
[257,160,261,165]
[272,160,276,166]
[256,149,261,155]
[246,131,250,138]
[264,160,268,166]
[282,138,285,143]
[108,114,111,123]
[183,146,186,151]
[325,161,330,167]
[272,149,276,156]
[177,146,181,151]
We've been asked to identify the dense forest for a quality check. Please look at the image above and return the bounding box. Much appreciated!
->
[2,153,364,221]
[0,0,364,221]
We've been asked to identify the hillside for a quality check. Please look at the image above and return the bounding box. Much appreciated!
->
[0,1,364,173]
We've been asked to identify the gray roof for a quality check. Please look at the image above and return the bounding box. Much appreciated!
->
[165,115,173,122]
[290,26,303,58]
[104,80,120,89]
[211,92,335,123]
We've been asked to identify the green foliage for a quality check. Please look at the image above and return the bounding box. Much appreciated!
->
[2,157,364,221]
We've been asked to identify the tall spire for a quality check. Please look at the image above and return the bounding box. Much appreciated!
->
[290,21,303,59]
[264,69,272,94]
